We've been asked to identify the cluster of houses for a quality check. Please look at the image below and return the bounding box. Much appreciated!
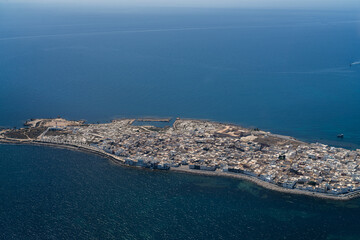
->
[37,118,360,196]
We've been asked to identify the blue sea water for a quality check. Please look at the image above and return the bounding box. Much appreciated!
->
[1,4,360,239]
[1,144,360,240]
[0,4,360,148]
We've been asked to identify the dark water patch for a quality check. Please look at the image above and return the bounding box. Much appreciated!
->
[1,144,360,239]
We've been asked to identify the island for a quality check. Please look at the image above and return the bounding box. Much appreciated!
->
[1,117,360,200]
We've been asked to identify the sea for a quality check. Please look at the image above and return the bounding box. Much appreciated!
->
[1,3,360,239]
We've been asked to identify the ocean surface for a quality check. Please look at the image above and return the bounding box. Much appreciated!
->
[1,144,360,240]
[1,4,360,239]
[1,4,360,149]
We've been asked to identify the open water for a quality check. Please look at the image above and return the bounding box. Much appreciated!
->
[2,144,360,240]
[0,4,360,148]
[1,4,360,239]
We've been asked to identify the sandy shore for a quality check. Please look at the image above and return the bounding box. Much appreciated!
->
[1,139,359,201]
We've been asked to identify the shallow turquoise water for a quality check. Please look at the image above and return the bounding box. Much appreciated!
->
[1,144,360,239]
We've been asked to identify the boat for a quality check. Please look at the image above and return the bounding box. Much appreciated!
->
[337,134,344,139]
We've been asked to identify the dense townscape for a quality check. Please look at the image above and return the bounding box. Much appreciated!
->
[1,118,360,198]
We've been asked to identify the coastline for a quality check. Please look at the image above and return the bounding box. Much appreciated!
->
[1,139,359,201]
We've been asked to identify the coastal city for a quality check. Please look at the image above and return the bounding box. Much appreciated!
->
[1,117,360,198]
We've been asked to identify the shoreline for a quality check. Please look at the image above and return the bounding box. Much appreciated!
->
[1,139,359,201]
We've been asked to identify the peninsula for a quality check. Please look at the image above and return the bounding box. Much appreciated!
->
[1,117,360,200]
